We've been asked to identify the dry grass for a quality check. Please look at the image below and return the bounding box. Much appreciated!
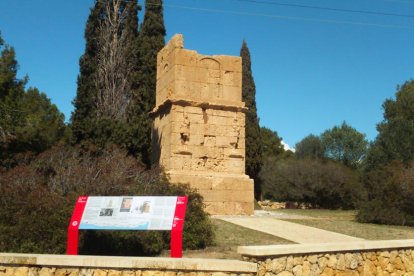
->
[179,218,292,259]
[165,209,414,259]
[278,209,414,240]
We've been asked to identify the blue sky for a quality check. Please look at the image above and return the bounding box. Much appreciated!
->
[0,0,413,148]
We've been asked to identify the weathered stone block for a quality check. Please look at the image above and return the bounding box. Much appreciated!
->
[92,270,108,276]
[278,272,294,276]
[302,261,311,276]
[318,257,328,271]
[393,256,405,270]
[337,254,346,271]
[142,272,164,276]
[378,256,390,270]
[121,272,135,276]
[205,201,254,215]
[107,271,122,276]
[306,255,318,264]
[285,257,294,271]
[363,259,377,275]
[292,265,303,276]
[14,267,28,276]
[270,257,286,273]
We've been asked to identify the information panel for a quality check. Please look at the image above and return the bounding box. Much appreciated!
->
[67,196,188,258]
[79,196,178,230]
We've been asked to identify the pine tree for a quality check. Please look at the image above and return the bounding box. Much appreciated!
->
[364,80,414,171]
[0,33,65,168]
[0,32,27,148]
[240,40,263,199]
[357,80,414,225]
[295,134,324,159]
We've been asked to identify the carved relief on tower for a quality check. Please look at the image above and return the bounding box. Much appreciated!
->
[163,105,245,175]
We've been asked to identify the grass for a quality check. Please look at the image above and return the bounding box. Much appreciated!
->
[276,208,357,219]
[179,218,292,259]
[278,209,414,240]
[165,209,414,259]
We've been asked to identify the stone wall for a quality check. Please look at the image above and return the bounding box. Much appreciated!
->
[238,240,414,275]
[0,254,257,276]
[3,240,414,275]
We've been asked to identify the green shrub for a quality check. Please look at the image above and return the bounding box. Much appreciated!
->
[260,157,366,209]
[0,144,214,255]
[357,161,414,226]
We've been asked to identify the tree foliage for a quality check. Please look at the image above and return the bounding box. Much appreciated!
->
[240,41,263,199]
[261,123,369,209]
[321,122,368,168]
[260,157,364,209]
[295,134,324,159]
[0,33,65,169]
[136,0,165,114]
[357,161,414,226]
[70,1,104,143]
[260,127,284,158]
[71,0,164,166]
[358,80,414,225]
[364,80,414,171]
[95,0,135,120]
[128,0,166,164]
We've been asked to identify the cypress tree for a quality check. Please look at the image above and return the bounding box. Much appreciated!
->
[136,0,166,113]
[119,0,156,164]
[71,1,142,147]
[128,0,165,165]
[71,0,165,165]
[71,1,104,142]
[124,0,140,81]
[240,40,263,199]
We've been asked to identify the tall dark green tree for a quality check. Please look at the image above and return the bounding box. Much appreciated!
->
[136,0,165,113]
[128,0,166,165]
[71,0,164,165]
[0,33,65,168]
[71,1,154,163]
[357,80,414,226]
[0,36,24,130]
[240,40,263,199]
[0,34,25,101]
[119,0,157,164]
[0,32,27,157]
[71,1,104,142]
[261,127,284,158]
[364,80,414,171]
[71,0,139,127]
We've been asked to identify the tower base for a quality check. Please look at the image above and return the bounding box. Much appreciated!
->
[167,170,254,215]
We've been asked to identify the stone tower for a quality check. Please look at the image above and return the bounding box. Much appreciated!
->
[151,34,254,215]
